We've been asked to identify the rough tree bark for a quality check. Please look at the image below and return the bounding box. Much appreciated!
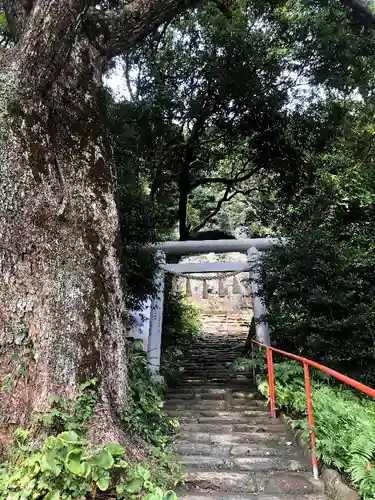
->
[0,0,198,444]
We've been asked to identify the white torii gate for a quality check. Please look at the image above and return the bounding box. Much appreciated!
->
[143,238,284,374]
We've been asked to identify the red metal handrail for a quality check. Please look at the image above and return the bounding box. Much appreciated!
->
[252,339,375,479]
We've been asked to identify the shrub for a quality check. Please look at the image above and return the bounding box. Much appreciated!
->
[123,344,179,448]
[161,292,201,384]
[162,292,201,353]
[0,430,177,499]
[0,373,179,499]
[260,229,375,383]
[36,379,98,436]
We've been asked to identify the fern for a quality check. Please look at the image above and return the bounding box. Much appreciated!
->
[347,427,375,499]
[234,355,375,497]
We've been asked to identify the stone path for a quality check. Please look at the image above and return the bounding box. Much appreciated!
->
[165,332,327,499]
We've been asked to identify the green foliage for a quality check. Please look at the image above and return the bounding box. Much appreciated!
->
[0,430,177,499]
[161,292,201,384]
[0,376,179,498]
[261,219,375,381]
[109,0,375,242]
[37,379,98,435]
[110,0,317,239]
[235,354,375,498]
[123,346,179,448]
[0,10,11,46]
[162,292,201,353]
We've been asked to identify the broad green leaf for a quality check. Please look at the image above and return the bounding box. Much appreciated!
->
[105,443,125,456]
[114,458,129,468]
[41,452,62,476]
[91,449,114,469]
[116,484,125,495]
[58,431,81,444]
[124,478,143,493]
[134,464,150,480]
[165,492,178,500]
[97,471,110,491]
[65,450,89,477]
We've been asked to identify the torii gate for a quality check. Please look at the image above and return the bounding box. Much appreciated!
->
[143,237,283,374]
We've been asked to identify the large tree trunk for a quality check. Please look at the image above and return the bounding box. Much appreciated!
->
[0,40,127,443]
[0,0,199,445]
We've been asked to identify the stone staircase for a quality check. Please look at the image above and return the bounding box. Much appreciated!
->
[165,332,327,499]
[200,312,250,338]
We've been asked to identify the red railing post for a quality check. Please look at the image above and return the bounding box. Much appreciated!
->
[266,347,277,418]
[303,362,319,479]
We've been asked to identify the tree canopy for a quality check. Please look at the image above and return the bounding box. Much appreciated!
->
[110,0,375,380]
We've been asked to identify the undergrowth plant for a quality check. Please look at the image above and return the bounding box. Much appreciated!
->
[161,292,201,385]
[0,376,179,499]
[123,344,179,448]
[37,378,98,435]
[232,352,375,499]
[0,430,177,499]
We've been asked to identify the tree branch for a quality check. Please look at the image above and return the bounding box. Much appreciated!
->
[339,0,375,27]
[191,166,261,189]
[89,0,201,59]
[124,53,136,101]
[192,185,240,234]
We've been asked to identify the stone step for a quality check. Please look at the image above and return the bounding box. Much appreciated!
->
[182,356,240,359]
[182,470,321,495]
[174,441,301,458]
[178,423,286,434]
[180,372,250,386]
[179,368,236,371]
[202,326,248,328]
[166,390,259,400]
[188,342,245,346]
[178,377,251,386]
[165,400,263,411]
[189,341,245,345]
[165,400,229,410]
[178,378,242,385]
[184,353,243,358]
[200,331,248,334]
[177,494,326,500]
[166,385,255,394]
[183,470,260,493]
[168,411,270,422]
[180,367,237,372]
[176,416,283,426]
[182,355,242,359]
[176,373,252,382]
[167,386,230,395]
[180,360,237,364]
[181,363,239,367]
[165,334,326,499]
[167,393,227,401]
[180,362,239,366]
[201,319,248,322]
[201,320,248,322]
[201,324,247,326]
[176,431,291,444]
[190,340,245,343]
[178,455,309,472]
